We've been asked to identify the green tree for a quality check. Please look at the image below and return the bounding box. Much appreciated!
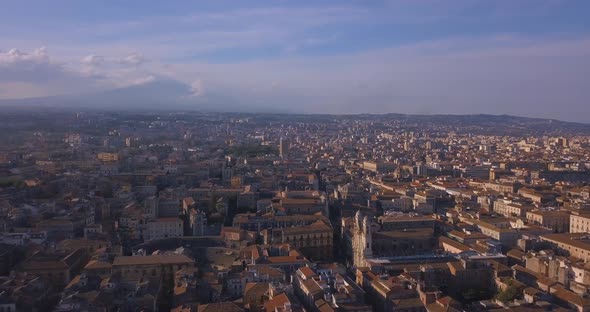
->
[497,285,520,303]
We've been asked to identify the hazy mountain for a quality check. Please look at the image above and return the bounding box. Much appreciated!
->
[0,78,293,114]
[0,79,588,134]
[0,79,191,109]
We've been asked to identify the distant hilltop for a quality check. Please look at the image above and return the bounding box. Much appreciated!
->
[0,109,588,137]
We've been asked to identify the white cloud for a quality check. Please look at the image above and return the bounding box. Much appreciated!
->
[0,47,65,83]
[190,79,205,96]
[130,75,156,86]
[118,53,145,66]
[81,54,105,66]
[157,34,590,121]
[0,33,589,122]
[0,48,154,98]
[0,47,48,63]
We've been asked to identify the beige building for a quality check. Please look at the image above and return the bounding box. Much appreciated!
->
[570,214,590,233]
[526,210,570,233]
[145,218,183,241]
[493,200,533,218]
[518,188,555,204]
[268,220,333,261]
[97,152,119,162]
[469,181,520,193]
[540,233,590,262]
[362,161,395,173]
[461,218,520,247]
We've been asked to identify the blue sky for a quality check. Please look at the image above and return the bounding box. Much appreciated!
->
[1,0,590,121]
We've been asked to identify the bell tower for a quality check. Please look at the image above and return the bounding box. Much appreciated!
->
[353,210,373,267]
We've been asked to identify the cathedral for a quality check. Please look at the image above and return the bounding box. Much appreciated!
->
[352,210,373,267]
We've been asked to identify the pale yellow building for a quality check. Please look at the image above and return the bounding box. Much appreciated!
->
[97,152,119,162]
[570,214,590,233]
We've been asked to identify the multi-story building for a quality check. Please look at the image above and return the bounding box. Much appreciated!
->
[379,195,414,212]
[460,165,491,179]
[540,233,590,262]
[373,228,435,257]
[362,161,395,173]
[493,200,533,218]
[145,218,184,241]
[233,213,327,232]
[293,266,368,311]
[19,249,89,288]
[97,152,119,162]
[469,181,520,194]
[157,200,181,218]
[378,214,435,231]
[112,255,194,281]
[526,210,570,233]
[570,213,590,233]
[462,219,520,247]
[268,220,333,261]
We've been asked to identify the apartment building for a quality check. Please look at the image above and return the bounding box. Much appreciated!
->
[145,218,183,241]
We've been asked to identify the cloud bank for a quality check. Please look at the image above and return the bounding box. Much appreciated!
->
[0,1,589,122]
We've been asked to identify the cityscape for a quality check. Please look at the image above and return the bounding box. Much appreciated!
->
[2,1,590,311]
[0,110,589,311]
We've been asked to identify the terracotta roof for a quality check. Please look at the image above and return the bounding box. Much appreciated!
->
[198,302,244,312]
[302,279,323,295]
[439,236,471,252]
[266,256,306,264]
[244,282,268,297]
[552,285,590,307]
[264,293,289,312]
[315,299,334,312]
[298,267,316,279]
[541,233,590,253]
[392,297,424,309]
[183,197,195,206]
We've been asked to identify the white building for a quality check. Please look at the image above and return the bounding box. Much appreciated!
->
[84,224,103,238]
[352,211,373,267]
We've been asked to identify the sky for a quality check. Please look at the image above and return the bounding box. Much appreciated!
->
[1,0,590,121]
